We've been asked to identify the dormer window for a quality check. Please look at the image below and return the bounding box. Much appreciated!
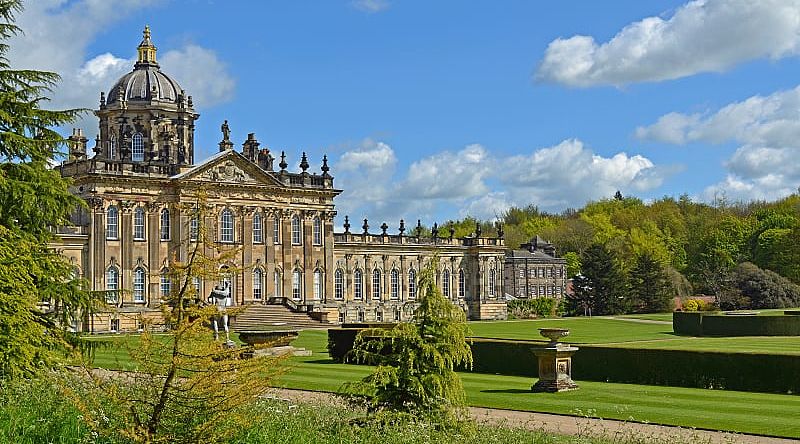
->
[132,132,144,161]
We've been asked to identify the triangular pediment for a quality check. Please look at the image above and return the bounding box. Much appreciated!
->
[172,150,284,187]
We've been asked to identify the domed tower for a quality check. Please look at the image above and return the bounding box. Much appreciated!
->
[93,26,199,173]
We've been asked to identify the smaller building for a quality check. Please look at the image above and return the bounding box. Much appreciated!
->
[504,236,567,299]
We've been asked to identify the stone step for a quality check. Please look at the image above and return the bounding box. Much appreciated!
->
[231,304,328,331]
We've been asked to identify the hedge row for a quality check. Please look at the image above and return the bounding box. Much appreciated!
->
[328,329,800,394]
[674,311,800,336]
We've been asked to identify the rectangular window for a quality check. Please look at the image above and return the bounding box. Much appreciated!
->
[334,270,344,300]
[253,214,263,243]
[190,217,198,242]
[291,217,302,245]
[110,318,120,332]
[273,217,281,244]
[338,312,345,324]
[376,310,383,322]
[292,271,301,300]
[161,275,171,298]
[106,207,118,240]
[253,270,263,300]
[312,217,322,245]
[133,209,145,240]
[313,271,322,300]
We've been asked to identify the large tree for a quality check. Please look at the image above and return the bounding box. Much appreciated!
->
[0,0,90,378]
[629,251,673,313]
[572,243,630,315]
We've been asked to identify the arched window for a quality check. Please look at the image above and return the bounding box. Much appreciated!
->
[354,269,363,300]
[160,268,171,299]
[372,269,381,300]
[133,267,146,302]
[273,217,280,244]
[390,269,399,300]
[220,209,234,243]
[291,216,301,245]
[313,269,323,300]
[253,268,263,300]
[160,208,170,241]
[408,268,417,300]
[106,266,119,304]
[253,212,263,243]
[106,205,118,239]
[292,269,302,300]
[274,270,282,297]
[334,269,344,300]
[489,268,496,297]
[312,217,322,245]
[132,132,144,161]
[133,207,145,240]
[108,134,115,159]
[458,269,465,299]
[443,269,451,298]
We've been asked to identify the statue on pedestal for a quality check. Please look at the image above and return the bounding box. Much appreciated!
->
[208,281,232,343]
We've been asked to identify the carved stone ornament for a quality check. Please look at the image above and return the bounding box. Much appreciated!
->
[200,160,254,183]
[86,197,105,210]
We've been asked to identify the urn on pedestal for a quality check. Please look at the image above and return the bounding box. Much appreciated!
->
[532,327,579,392]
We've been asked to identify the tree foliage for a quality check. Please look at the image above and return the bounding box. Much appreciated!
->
[571,244,630,315]
[733,262,800,309]
[629,252,674,313]
[346,258,472,423]
[0,0,92,379]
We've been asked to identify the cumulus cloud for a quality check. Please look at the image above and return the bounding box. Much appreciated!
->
[351,0,390,13]
[639,86,800,201]
[333,138,668,224]
[536,0,800,87]
[8,0,235,138]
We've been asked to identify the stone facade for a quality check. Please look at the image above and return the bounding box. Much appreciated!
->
[55,28,506,333]
[504,237,567,300]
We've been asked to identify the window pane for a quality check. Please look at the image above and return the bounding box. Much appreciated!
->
[335,269,344,300]
[313,217,322,245]
[291,216,301,245]
[133,268,145,302]
[132,133,144,161]
[133,207,145,240]
[160,209,170,240]
[221,209,234,242]
[372,269,381,300]
[253,213,263,243]
[106,206,118,239]
[292,270,302,300]
[273,217,280,244]
[253,269,263,300]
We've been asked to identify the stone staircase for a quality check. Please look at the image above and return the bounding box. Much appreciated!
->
[231,304,328,331]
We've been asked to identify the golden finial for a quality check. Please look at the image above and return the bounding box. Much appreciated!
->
[137,25,157,64]
[143,25,151,40]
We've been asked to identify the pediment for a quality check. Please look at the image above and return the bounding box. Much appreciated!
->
[174,150,283,187]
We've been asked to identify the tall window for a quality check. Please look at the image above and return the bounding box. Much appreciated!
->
[390,269,399,300]
[253,268,263,300]
[132,132,144,161]
[489,269,496,297]
[106,205,118,239]
[354,269,363,300]
[291,216,301,245]
[160,268,171,299]
[106,266,119,304]
[253,212,263,243]
[108,134,115,159]
[133,267,146,303]
[220,209,234,243]
[190,216,198,241]
[273,217,280,244]
[458,269,465,299]
[443,269,451,298]
[408,268,417,299]
[334,269,344,300]
[312,217,322,245]
[193,276,201,295]
[372,269,381,300]
[133,207,145,240]
[274,270,282,297]
[292,269,302,300]
[160,208,170,241]
[313,269,323,300]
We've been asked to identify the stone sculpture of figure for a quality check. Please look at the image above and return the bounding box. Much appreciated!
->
[221,120,230,141]
[208,281,232,341]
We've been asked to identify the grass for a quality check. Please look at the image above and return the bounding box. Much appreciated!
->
[468,318,675,343]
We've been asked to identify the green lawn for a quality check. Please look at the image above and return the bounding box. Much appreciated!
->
[468,318,675,343]
[615,313,674,322]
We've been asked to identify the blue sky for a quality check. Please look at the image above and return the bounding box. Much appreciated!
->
[11,0,800,225]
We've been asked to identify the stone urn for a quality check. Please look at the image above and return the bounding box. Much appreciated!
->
[531,327,579,393]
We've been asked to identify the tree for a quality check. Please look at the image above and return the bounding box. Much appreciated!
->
[572,244,630,315]
[733,262,800,309]
[346,258,472,424]
[0,0,92,379]
[629,252,673,313]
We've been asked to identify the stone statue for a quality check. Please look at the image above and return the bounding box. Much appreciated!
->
[221,120,230,141]
[208,281,232,342]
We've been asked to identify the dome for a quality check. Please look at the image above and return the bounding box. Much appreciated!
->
[106,66,182,104]
[105,26,183,105]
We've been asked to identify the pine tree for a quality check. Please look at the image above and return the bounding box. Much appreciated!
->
[630,251,674,313]
[573,244,630,315]
[346,258,473,424]
[0,0,92,379]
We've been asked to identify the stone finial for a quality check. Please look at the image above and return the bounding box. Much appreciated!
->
[321,154,330,177]
[399,219,405,236]
[380,222,388,235]
[449,225,455,240]
[416,219,422,238]
[362,218,369,235]
[497,222,504,239]
[279,151,288,171]
[100,91,105,107]
[475,221,482,238]
[300,152,309,172]
[431,222,439,238]
[343,215,351,234]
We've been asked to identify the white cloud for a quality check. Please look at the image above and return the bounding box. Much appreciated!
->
[8,0,235,138]
[351,0,390,13]
[640,86,800,201]
[401,144,492,199]
[536,0,800,87]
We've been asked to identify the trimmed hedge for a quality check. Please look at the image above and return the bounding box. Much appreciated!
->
[328,329,800,394]
[674,312,800,336]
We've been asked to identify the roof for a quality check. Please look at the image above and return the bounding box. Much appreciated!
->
[505,248,565,263]
[107,65,182,104]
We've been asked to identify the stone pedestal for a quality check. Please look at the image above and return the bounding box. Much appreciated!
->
[532,328,579,392]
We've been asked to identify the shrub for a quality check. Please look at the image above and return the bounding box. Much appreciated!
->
[507,298,558,319]
[682,298,714,311]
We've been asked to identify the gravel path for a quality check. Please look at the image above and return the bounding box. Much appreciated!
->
[268,387,797,444]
